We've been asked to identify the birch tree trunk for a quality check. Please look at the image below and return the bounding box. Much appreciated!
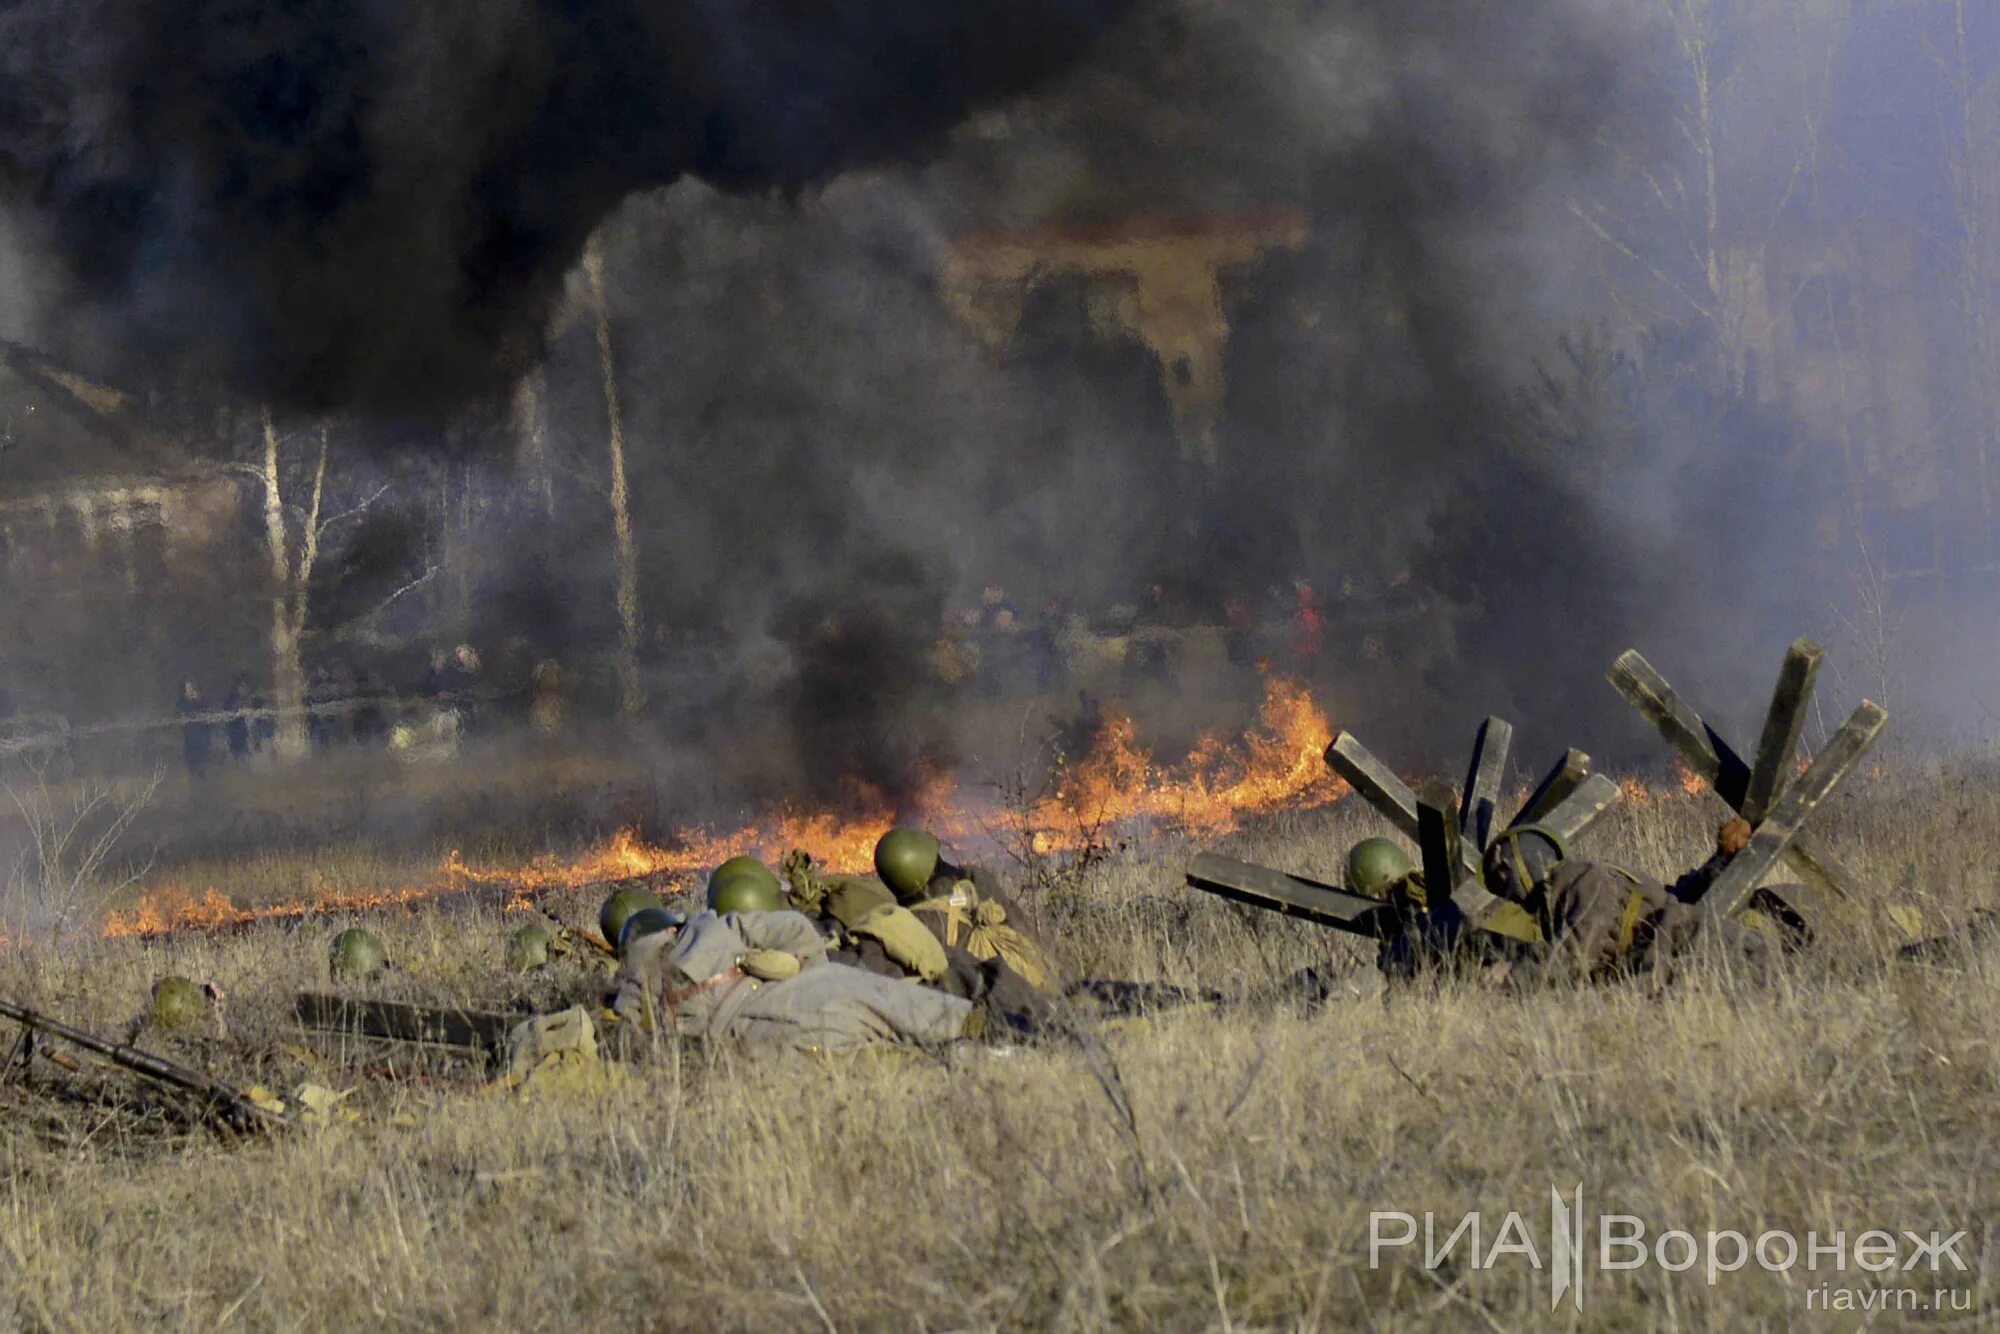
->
[259,410,327,760]
[1948,0,1999,516]
[511,365,558,528]
[585,237,645,716]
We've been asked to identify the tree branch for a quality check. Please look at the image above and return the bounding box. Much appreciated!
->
[291,427,329,625]
[359,566,440,625]
[316,484,390,535]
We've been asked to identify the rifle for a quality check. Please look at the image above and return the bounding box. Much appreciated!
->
[0,996,283,1131]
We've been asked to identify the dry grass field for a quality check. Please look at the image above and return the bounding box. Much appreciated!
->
[0,757,1996,1330]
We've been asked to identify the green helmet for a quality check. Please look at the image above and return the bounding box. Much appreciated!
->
[329,927,388,981]
[599,888,663,948]
[505,923,553,973]
[874,828,942,901]
[149,975,207,1031]
[712,854,773,884]
[619,906,685,951]
[1346,837,1417,900]
[708,857,783,914]
[1483,824,1568,900]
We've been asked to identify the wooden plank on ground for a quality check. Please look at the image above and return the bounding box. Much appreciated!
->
[295,994,522,1051]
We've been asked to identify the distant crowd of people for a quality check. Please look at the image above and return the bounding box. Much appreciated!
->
[931,574,1434,698]
[175,676,274,776]
[163,573,1443,776]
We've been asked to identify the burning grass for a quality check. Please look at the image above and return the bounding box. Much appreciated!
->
[0,754,1997,1327]
[98,673,1346,941]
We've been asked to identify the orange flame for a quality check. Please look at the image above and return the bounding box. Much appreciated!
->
[1027,673,1345,841]
[923,673,1346,855]
[1614,757,1710,807]
[103,675,1346,939]
[101,876,471,938]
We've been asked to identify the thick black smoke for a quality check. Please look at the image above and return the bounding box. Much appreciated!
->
[0,0,1130,414]
[0,0,1897,812]
[569,0,1705,772]
[770,553,958,812]
[551,0,1868,781]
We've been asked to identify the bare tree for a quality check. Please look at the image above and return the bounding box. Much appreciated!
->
[1820,527,1905,742]
[1571,0,1841,375]
[1933,0,2000,517]
[245,411,385,757]
[258,409,324,757]
[511,365,558,528]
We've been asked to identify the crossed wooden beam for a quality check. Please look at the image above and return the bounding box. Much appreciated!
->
[1188,637,1889,938]
[1188,717,1622,944]
[1324,718,1626,937]
[1607,638,1887,918]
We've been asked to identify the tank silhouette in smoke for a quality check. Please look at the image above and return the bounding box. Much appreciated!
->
[0,0,1132,416]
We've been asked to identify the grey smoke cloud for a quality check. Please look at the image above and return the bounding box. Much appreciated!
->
[11,0,1944,800]
[561,0,1722,774]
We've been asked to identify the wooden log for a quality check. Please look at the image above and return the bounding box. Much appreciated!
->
[1782,837,1863,901]
[294,993,523,1052]
[1512,749,1592,828]
[1185,853,1392,938]
[1743,639,1823,823]
[1416,781,1465,892]
[1607,650,1751,806]
[1418,780,1516,927]
[1324,733,1421,841]
[1537,773,1624,847]
[1459,716,1514,850]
